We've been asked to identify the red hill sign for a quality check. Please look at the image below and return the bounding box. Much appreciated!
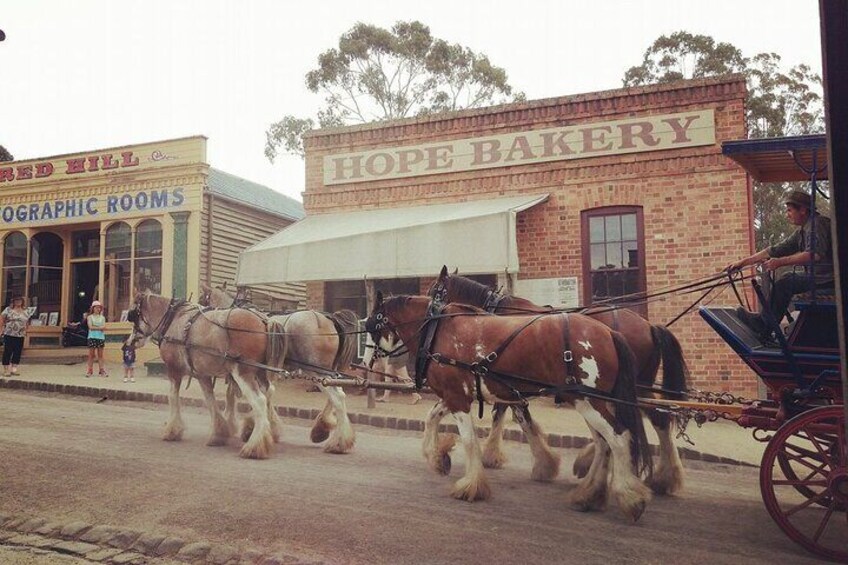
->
[324,109,715,185]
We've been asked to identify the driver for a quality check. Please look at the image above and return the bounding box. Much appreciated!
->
[727,190,833,335]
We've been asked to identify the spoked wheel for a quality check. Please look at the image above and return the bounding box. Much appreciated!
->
[760,405,847,562]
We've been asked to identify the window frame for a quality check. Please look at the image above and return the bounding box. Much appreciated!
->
[580,206,647,318]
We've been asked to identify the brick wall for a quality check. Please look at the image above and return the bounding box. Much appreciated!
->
[303,75,758,396]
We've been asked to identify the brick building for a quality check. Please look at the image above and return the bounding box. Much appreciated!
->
[239,74,758,395]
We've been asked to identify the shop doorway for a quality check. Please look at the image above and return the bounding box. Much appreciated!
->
[71,261,99,323]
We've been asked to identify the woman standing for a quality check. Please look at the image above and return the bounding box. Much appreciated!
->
[86,301,107,377]
[0,296,29,377]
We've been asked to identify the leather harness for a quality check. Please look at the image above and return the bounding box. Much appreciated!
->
[406,298,589,418]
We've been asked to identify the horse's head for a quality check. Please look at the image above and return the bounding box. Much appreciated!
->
[427,266,496,309]
[199,283,237,309]
[427,265,451,304]
[199,283,212,307]
[126,291,151,346]
[365,292,436,354]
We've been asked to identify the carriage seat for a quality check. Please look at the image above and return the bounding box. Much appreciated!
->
[784,299,839,353]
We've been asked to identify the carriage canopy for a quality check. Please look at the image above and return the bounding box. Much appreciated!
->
[236,193,548,284]
[722,134,827,182]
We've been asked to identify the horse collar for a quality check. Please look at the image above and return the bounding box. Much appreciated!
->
[150,298,187,345]
[414,300,447,390]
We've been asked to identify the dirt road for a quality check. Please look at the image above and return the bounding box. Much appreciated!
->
[0,389,824,564]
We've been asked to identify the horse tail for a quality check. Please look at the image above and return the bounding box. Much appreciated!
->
[330,309,360,371]
[650,325,689,400]
[266,318,289,373]
[611,331,653,479]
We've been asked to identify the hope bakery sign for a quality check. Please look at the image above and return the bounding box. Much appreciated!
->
[324,109,715,185]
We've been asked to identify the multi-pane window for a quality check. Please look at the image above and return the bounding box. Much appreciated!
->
[2,232,27,306]
[582,207,646,317]
[103,220,163,322]
[135,220,163,294]
[29,232,64,317]
[72,229,100,259]
[104,222,132,322]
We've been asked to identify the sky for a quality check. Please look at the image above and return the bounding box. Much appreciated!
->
[0,0,824,203]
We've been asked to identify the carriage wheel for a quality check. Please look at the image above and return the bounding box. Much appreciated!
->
[760,405,847,562]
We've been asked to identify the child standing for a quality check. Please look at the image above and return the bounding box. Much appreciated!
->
[121,341,136,383]
[86,301,107,377]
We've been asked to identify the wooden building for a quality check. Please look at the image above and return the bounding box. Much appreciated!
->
[0,136,304,361]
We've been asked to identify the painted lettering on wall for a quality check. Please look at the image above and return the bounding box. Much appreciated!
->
[0,188,185,226]
[0,151,140,183]
[324,109,716,185]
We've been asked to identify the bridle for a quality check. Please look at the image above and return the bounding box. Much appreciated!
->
[366,297,445,390]
[128,294,187,345]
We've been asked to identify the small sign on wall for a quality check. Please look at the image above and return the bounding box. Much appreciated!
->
[513,277,579,308]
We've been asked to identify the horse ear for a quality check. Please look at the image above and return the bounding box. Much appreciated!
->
[439,265,448,279]
[452,267,458,275]
[376,290,384,306]
[221,281,228,291]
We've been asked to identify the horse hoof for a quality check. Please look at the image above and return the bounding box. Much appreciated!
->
[206,436,228,447]
[628,500,647,523]
[440,453,452,475]
[311,428,331,443]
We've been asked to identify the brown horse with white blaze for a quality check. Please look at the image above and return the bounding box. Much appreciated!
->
[429,267,688,495]
[366,293,653,522]
[128,291,286,459]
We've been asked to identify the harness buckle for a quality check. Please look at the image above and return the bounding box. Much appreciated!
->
[485,351,498,363]
[563,350,573,363]
[470,362,488,376]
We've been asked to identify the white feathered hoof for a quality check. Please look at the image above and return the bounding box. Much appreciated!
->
[450,475,491,502]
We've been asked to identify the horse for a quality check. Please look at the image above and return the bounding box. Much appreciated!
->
[428,266,689,495]
[199,283,359,454]
[127,291,287,459]
[361,332,422,405]
[365,293,653,522]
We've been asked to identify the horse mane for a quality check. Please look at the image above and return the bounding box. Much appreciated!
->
[442,275,494,307]
[382,295,414,319]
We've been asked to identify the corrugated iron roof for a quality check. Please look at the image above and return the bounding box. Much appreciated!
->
[207,168,304,221]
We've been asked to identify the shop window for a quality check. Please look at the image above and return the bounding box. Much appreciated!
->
[135,220,162,294]
[324,278,419,317]
[29,232,64,322]
[72,229,100,259]
[2,232,27,307]
[581,207,647,318]
[104,222,132,322]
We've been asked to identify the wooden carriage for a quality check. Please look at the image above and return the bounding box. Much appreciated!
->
[697,134,846,561]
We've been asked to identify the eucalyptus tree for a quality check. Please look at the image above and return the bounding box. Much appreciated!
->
[623,31,824,248]
[265,21,523,160]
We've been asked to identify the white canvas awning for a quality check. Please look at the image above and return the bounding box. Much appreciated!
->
[236,194,548,284]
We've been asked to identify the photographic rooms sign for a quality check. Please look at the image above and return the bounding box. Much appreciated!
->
[324,109,715,185]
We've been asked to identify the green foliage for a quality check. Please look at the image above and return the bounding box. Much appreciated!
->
[266,21,522,160]
[0,145,13,162]
[622,31,824,248]
[622,32,746,87]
